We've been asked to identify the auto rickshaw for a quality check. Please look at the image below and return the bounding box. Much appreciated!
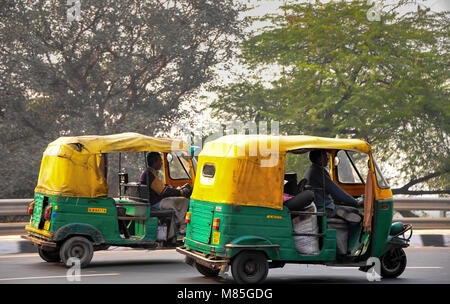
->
[23,132,195,267]
[176,135,412,283]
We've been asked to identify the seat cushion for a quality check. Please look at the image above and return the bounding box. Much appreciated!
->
[150,210,174,218]
[326,217,347,225]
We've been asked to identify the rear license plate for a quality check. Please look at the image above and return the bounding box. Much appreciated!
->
[43,221,50,231]
[212,231,220,245]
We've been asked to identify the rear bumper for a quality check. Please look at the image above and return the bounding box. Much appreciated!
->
[25,225,53,238]
[176,246,229,270]
[21,234,57,250]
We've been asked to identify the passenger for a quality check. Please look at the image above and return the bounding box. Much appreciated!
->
[304,150,363,223]
[283,193,293,202]
[284,173,299,196]
[139,152,192,234]
[283,173,314,211]
[284,189,315,211]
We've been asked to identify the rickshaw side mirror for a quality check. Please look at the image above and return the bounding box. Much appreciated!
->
[167,153,173,163]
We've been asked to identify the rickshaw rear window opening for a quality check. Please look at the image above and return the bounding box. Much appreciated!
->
[202,163,216,178]
[68,143,84,152]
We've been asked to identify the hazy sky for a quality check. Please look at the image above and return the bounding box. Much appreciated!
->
[244,0,450,16]
[176,0,449,138]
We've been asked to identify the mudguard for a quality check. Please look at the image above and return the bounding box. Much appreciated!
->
[53,223,105,245]
[380,223,412,256]
[225,236,281,260]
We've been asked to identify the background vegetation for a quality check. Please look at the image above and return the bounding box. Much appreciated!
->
[0,0,448,197]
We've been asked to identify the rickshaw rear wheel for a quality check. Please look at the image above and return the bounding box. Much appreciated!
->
[195,263,220,278]
[60,236,94,268]
[380,248,407,278]
[38,248,61,263]
[231,251,268,284]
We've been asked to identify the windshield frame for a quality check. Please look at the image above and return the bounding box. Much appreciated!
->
[335,150,369,185]
[372,157,390,189]
[167,151,192,180]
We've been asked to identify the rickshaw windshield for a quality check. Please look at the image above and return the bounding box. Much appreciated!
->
[167,152,191,180]
[336,150,369,184]
[373,158,390,189]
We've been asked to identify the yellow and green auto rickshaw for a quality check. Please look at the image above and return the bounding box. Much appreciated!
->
[177,135,412,283]
[23,132,195,267]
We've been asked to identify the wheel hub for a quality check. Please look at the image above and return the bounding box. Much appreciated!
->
[382,249,405,271]
[244,261,257,276]
[70,245,86,258]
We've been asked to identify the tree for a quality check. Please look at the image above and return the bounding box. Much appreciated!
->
[211,0,449,195]
[0,0,247,197]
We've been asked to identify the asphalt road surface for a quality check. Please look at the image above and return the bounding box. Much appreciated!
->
[0,247,448,284]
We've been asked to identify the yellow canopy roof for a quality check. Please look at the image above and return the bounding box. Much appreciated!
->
[199,134,371,158]
[45,132,189,154]
[192,135,372,210]
[35,132,189,198]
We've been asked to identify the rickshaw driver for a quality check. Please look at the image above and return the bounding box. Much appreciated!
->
[140,152,192,234]
[304,149,363,223]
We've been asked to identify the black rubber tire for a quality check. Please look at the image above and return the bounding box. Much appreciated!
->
[195,263,221,278]
[38,248,61,262]
[231,251,269,284]
[380,248,407,279]
[60,236,94,268]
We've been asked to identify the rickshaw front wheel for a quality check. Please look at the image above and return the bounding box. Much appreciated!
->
[380,248,407,279]
[195,263,220,278]
[60,236,94,268]
[231,251,268,284]
[38,248,61,263]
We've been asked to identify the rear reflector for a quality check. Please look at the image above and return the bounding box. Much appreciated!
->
[212,218,220,231]
[185,211,191,224]
[28,201,35,215]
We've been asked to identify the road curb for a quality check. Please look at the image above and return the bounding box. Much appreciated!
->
[409,234,450,248]
[0,234,448,256]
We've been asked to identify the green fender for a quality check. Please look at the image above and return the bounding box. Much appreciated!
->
[53,223,105,245]
[379,222,411,256]
[225,236,281,260]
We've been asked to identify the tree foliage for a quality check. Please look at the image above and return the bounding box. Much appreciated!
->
[211,0,449,194]
[0,0,247,197]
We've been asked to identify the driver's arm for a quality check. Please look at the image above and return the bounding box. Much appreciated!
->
[325,178,360,207]
[148,171,185,197]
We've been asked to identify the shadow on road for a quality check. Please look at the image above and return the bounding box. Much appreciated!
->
[85,259,184,269]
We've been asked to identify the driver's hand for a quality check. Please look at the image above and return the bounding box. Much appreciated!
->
[356,198,364,207]
[181,183,192,190]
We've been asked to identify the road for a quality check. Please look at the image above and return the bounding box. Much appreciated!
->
[0,247,448,284]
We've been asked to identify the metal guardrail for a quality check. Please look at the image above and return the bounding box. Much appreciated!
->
[0,197,448,234]
[0,199,33,216]
[393,197,450,211]
[393,197,450,229]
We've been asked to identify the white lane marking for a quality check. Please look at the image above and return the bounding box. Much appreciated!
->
[406,267,443,269]
[331,267,443,269]
[0,248,178,258]
[0,273,120,282]
[0,242,19,255]
[0,253,38,259]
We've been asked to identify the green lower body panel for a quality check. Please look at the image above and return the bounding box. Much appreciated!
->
[185,199,338,262]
